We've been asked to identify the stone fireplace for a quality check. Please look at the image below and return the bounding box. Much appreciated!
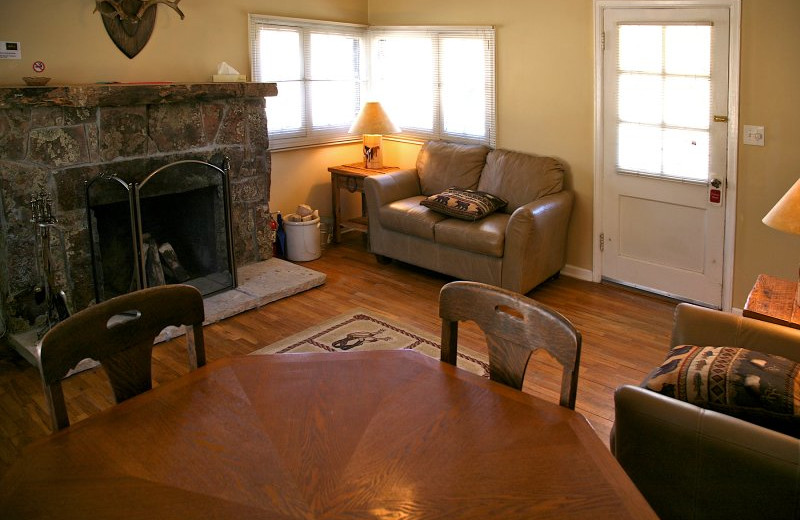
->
[0,82,277,334]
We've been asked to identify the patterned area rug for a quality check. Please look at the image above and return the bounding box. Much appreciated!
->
[251,309,489,377]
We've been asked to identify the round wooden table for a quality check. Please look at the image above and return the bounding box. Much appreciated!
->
[0,350,655,518]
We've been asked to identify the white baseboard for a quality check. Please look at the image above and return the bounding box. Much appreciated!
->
[557,264,746,315]
[560,264,593,281]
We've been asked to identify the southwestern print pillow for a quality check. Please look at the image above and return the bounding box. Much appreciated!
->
[643,345,800,437]
[420,187,507,221]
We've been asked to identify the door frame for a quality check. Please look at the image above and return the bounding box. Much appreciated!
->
[593,0,741,311]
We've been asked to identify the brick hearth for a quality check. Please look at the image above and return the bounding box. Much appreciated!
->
[0,82,277,333]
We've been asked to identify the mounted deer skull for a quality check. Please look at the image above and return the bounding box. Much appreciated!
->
[94,0,185,59]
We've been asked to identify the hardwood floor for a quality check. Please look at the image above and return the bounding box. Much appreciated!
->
[0,233,677,477]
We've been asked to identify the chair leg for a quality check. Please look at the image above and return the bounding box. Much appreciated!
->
[440,319,459,365]
[43,381,70,431]
[187,323,206,369]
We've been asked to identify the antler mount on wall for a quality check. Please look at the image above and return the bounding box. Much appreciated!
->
[95,0,185,59]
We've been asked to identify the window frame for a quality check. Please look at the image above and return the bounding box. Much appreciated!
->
[368,26,496,148]
[248,16,496,150]
[249,15,368,150]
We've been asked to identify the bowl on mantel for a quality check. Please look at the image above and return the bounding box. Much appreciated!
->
[22,76,51,86]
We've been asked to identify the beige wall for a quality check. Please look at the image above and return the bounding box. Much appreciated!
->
[2,0,798,307]
[735,0,800,305]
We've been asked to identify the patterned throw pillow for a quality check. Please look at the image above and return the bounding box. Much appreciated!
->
[420,187,507,221]
[643,345,800,437]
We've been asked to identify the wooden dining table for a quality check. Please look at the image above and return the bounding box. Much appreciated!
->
[0,350,656,519]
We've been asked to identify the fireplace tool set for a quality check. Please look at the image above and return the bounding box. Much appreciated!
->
[30,188,71,336]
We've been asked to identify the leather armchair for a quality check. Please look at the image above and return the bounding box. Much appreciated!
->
[612,303,800,519]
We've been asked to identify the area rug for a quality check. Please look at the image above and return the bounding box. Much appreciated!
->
[251,309,489,377]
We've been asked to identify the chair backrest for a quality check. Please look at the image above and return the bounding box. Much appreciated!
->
[439,281,581,408]
[37,284,206,431]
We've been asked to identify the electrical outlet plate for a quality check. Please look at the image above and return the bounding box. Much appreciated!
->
[743,125,765,146]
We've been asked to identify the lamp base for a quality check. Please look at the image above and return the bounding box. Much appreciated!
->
[362,134,383,169]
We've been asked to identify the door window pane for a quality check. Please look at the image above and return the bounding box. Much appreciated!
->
[663,129,709,180]
[616,23,712,181]
[665,26,711,75]
[664,76,710,129]
[618,25,662,73]
[618,123,662,174]
[618,73,663,125]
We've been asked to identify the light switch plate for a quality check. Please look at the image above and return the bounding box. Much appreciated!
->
[743,125,765,146]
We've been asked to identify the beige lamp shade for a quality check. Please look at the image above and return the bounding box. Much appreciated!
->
[763,178,800,235]
[348,102,401,135]
[348,102,400,169]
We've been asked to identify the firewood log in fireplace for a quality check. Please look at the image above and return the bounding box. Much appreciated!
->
[142,234,166,287]
[158,242,190,283]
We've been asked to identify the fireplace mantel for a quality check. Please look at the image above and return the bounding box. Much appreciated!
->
[0,82,277,109]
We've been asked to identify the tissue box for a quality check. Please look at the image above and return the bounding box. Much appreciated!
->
[212,74,246,83]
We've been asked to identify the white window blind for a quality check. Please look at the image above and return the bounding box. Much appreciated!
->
[616,23,712,181]
[369,26,496,147]
[249,15,367,149]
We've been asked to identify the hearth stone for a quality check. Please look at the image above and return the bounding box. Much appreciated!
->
[8,258,327,369]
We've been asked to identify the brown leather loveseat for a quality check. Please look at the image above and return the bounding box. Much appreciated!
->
[364,141,573,294]
[612,303,800,519]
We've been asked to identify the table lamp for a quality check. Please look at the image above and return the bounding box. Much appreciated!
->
[762,177,800,303]
[348,102,401,169]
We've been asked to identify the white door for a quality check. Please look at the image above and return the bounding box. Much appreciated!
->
[601,7,731,308]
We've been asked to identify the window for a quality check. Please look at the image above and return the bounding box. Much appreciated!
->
[369,27,496,147]
[249,17,495,150]
[249,16,366,149]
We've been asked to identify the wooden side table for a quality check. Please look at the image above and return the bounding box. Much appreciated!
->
[328,163,399,243]
[743,273,800,329]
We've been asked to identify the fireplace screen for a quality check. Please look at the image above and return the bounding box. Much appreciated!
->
[86,159,236,302]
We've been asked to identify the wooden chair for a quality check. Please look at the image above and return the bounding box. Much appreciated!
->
[439,281,581,408]
[37,284,206,431]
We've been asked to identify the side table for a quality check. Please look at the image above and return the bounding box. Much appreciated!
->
[328,163,399,243]
[743,273,800,329]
